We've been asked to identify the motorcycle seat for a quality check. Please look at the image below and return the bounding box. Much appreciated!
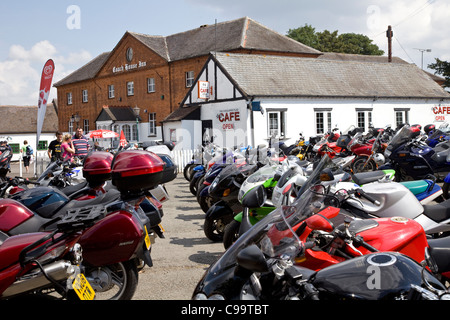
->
[53,189,121,218]
[399,180,429,196]
[422,198,450,223]
[61,180,89,196]
[427,236,450,273]
[351,171,387,186]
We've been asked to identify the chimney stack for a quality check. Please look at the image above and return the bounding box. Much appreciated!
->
[386,25,393,62]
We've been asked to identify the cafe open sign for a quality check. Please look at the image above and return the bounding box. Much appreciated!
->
[198,81,210,100]
[432,105,450,122]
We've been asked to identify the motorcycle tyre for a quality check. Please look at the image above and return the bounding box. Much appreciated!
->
[183,164,196,181]
[443,182,450,200]
[189,175,201,195]
[351,156,377,173]
[203,214,233,242]
[83,261,138,300]
[223,219,240,249]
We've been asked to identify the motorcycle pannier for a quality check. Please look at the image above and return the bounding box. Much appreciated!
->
[111,150,165,192]
[83,151,114,187]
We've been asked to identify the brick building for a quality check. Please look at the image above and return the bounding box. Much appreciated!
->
[54,17,321,144]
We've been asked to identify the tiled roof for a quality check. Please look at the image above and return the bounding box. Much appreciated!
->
[53,52,110,87]
[0,104,59,134]
[212,52,450,99]
[54,17,321,87]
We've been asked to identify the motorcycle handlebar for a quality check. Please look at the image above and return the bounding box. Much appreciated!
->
[354,188,380,206]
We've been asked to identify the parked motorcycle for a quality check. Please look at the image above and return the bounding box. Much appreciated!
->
[192,155,450,300]
[0,150,167,300]
[380,124,450,181]
[0,204,103,300]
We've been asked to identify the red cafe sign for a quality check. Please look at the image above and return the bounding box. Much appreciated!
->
[432,105,450,122]
[217,110,240,130]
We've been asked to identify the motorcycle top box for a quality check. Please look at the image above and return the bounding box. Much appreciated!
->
[83,151,114,187]
[112,150,165,193]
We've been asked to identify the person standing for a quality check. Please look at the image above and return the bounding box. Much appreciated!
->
[61,134,75,162]
[20,140,33,173]
[47,131,63,162]
[72,127,90,159]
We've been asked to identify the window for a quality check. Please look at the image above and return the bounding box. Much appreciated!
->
[67,92,72,105]
[267,110,286,138]
[356,108,373,132]
[123,124,131,141]
[185,71,194,87]
[108,85,115,99]
[68,121,73,134]
[84,119,89,133]
[314,109,332,134]
[127,81,134,96]
[394,108,410,127]
[37,140,48,151]
[148,112,156,136]
[82,89,88,103]
[9,143,19,154]
[147,78,155,93]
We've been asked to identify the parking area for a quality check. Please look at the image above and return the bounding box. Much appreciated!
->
[132,176,225,300]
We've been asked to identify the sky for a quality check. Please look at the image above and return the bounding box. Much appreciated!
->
[0,0,448,106]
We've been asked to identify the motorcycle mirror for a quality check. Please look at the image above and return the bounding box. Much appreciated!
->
[236,244,269,272]
[241,185,267,208]
[306,208,338,232]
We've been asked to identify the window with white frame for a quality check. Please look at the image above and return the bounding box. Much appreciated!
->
[394,108,410,127]
[67,92,72,105]
[147,78,155,93]
[108,85,115,99]
[314,109,332,134]
[123,124,131,141]
[356,108,373,132]
[68,121,73,134]
[267,109,287,138]
[185,71,194,87]
[127,81,134,96]
[132,124,138,141]
[82,89,88,103]
[148,112,156,136]
[83,119,89,133]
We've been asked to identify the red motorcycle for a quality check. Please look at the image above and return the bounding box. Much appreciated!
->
[348,128,388,172]
[0,206,102,300]
[0,150,166,300]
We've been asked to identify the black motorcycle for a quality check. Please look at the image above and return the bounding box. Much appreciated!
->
[203,162,259,241]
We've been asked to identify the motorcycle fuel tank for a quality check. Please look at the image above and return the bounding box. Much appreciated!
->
[0,199,34,232]
[312,252,444,300]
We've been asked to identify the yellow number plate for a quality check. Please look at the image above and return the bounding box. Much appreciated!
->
[73,273,95,300]
[144,226,151,250]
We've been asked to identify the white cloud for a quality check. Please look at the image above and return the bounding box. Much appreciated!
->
[0,41,92,106]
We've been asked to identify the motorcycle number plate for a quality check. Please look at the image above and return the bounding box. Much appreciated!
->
[144,226,151,250]
[73,273,95,300]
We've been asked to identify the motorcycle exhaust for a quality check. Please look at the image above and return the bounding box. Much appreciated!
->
[2,260,77,298]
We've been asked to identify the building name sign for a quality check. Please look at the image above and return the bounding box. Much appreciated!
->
[432,105,450,122]
[113,61,147,73]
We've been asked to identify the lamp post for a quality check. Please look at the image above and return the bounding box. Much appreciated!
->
[133,105,140,142]
[414,48,432,70]
[71,113,81,133]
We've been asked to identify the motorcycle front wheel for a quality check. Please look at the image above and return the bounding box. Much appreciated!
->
[84,261,138,300]
[351,156,377,173]
[204,214,233,242]
[223,219,240,249]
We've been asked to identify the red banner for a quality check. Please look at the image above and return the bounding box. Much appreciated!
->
[36,59,55,143]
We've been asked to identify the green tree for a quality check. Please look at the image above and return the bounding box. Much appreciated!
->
[286,24,384,56]
[428,58,450,88]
